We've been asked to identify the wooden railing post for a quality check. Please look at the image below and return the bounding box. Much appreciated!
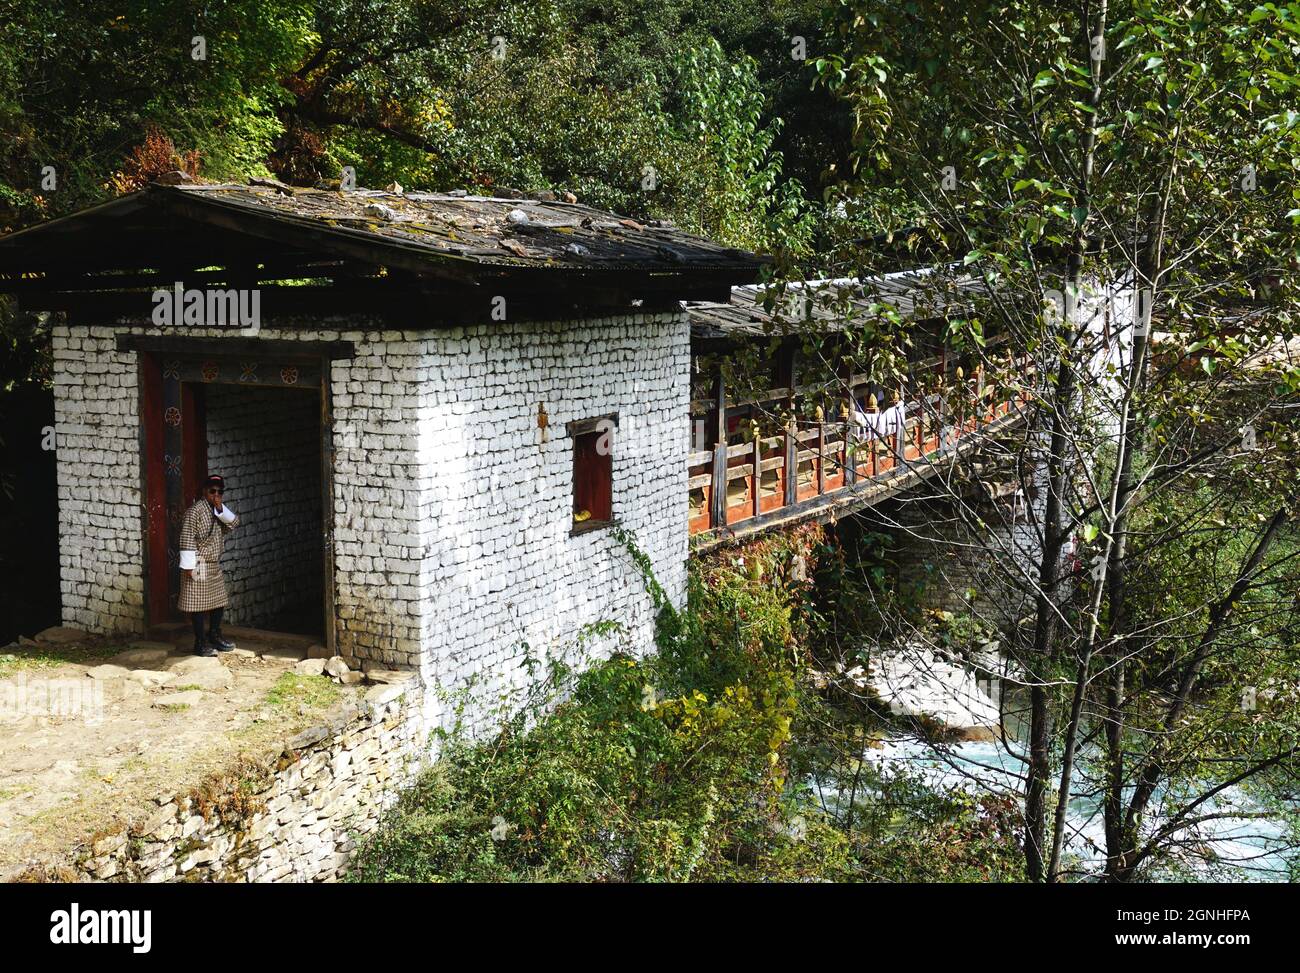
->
[894,387,907,465]
[709,369,728,528]
[776,342,797,507]
[842,361,857,486]
[817,413,826,494]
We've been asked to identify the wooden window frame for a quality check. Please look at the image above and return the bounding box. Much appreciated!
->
[567,412,618,535]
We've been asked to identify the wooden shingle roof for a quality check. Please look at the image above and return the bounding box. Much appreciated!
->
[0,181,766,317]
[156,183,765,273]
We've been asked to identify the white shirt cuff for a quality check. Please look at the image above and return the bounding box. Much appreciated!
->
[215,505,236,523]
[179,550,197,570]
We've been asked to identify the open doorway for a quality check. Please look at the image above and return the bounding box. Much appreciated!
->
[140,350,329,642]
[203,383,323,636]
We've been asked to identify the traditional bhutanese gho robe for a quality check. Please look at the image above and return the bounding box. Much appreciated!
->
[177,499,239,612]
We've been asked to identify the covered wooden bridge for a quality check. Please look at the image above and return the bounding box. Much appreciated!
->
[684,275,1035,550]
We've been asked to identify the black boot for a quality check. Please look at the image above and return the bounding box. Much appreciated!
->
[192,612,215,656]
[207,608,234,651]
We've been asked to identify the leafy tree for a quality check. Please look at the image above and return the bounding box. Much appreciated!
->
[813,0,1300,881]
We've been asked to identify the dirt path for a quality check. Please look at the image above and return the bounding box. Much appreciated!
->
[0,631,359,874]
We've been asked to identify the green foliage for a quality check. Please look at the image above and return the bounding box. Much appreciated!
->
[352,529,825,882]
[0,0,315,218]
[351,526,1022,882]
[667,39,815,256]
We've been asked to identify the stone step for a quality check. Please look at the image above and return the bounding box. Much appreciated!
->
[221,627,318,650]
[149,623,319,655]
[147,626,316,664]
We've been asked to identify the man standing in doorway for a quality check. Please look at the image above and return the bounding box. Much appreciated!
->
[178,473,239,657]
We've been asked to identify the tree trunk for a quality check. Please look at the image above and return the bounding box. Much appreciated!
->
[1024,0,1110,883]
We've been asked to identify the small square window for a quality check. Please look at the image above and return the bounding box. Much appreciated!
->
[568,414,617,533]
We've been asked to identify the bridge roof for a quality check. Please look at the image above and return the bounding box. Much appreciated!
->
[685,269,990,339]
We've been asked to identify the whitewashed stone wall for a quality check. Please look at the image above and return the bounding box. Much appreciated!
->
[205,383,323,632]
[50,327,146,634]
[404,312,689,736]
[327,329,426,670]
[50,309,691,738]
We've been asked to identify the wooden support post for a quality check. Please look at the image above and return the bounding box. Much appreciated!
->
[709,369,728,529]
[752,427,761,519]
[320,354,337,656]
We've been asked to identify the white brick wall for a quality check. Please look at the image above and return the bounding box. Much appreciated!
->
[51,309,690,736]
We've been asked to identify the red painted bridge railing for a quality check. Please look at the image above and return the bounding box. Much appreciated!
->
[687,351,1035,542]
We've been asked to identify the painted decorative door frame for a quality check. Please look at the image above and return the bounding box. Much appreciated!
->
[136,345,336,652]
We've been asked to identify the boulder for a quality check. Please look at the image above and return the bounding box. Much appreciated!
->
[165,655,225,676]
[175,667,233,692]
[107,647,170,667]
[339,671,364,686]
[34,626,90,645]
[363,669,414,686]
[364,684,404,707]
[86,664,132,681]
[324,657,350,679]
[286,724,331,750]
[294,658,327,677]
[865,643,1002,741]
[128,669,177,689]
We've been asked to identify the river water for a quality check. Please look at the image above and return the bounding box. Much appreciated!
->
[831,463,1298,881]
[860,735,1294,881]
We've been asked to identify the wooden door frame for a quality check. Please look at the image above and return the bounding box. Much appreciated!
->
[134,340,344,653]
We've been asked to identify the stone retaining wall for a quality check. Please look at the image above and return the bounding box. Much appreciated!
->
[46,679,428,883]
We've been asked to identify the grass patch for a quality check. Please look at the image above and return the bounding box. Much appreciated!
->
[263,672,340,712]
[0,642,117,679]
